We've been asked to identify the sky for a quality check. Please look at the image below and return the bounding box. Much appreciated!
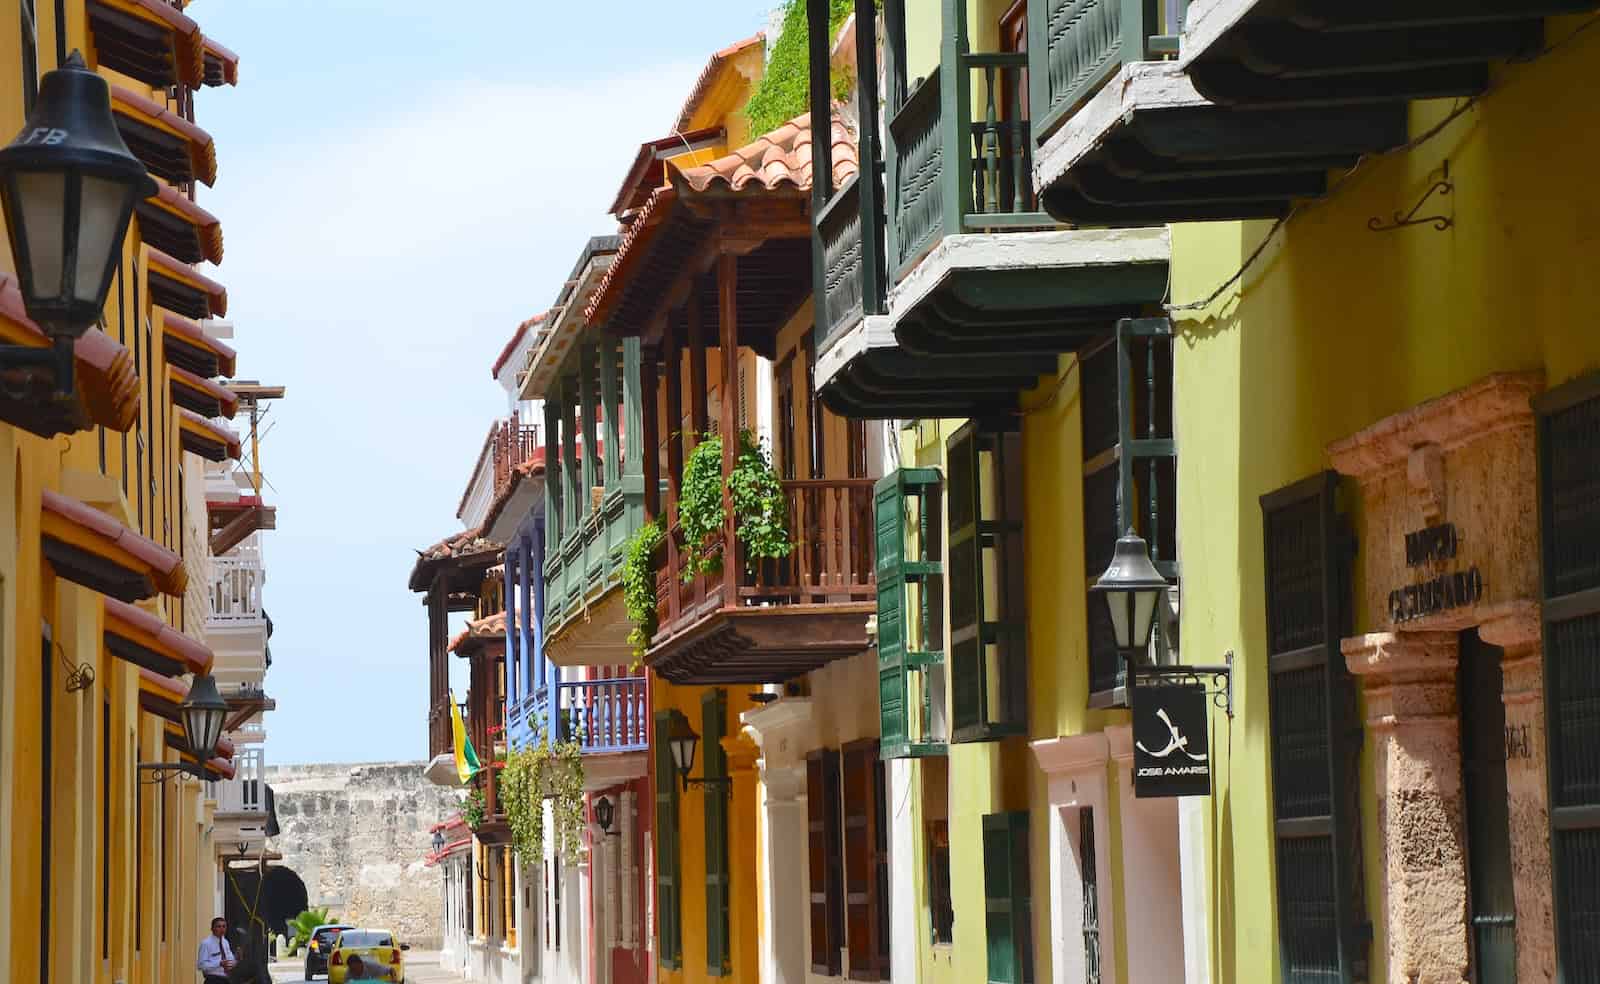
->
[194,0,780,764]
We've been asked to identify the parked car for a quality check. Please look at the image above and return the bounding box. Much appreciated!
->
[304,923,353,980]
[328,928,409,983]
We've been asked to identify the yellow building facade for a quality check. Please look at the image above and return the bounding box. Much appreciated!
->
[0,1,250,982]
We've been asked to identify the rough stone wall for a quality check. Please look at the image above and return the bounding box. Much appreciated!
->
[266,762,461,949]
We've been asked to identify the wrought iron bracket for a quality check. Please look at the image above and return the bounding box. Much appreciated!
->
[681,775,733,797]
[1369,163,1453,233]
[1128,651,1234,718]
[138,761,202,785]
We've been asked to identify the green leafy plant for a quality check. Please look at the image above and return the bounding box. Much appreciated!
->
[623,519,665,662]
[500,727,587,866]
[462,784,486,830]
[744,0,871,137]
[287,906,332,956]
[678,431,791,582]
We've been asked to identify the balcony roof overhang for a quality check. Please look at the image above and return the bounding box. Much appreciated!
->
[112,87,217,187]
[104,596,214,676]
[149,247,227,320]
[202,37,239,86]
[1033,61,1409,225]
[163,313,236,377]
[645,604,872,685]
[42,489,185,601]
[88,0,204,89]
[408,527,502,593]
[170,365,236,418]
[178,408,241,462]
[1178,0,1580,111]
[519,237,621,401]
[545,586,631,667]
[137,182,223,265]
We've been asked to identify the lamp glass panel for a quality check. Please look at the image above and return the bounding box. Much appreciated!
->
[1133,587,1161,650]
[1105,590,1131,650]
[184,701,224,761]
[14,170,65,298]
[670,735,696,776]
[72,174,128,304]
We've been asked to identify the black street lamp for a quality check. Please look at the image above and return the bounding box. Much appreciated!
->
[667,715,729,795]
[594,795,619,836]
[431,830,445,855]
[140,673,229,783]
[1091,529,1234,717]
[0,50,155,394]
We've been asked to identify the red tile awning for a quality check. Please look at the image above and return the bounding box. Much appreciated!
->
[88,0,204,89]
[111,86,217,187]
[169,365,236,418]
[41,490,185,600]
[148,247,227,319]
[201,37,238,86]
[136,181,222,265]
[178,408,240,462]
[105,597,214,676]
[0,274,139,436]
[162,313,236,378]
[450,611,507,657]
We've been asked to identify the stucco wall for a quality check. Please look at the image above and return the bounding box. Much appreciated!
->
[266,762,461,948]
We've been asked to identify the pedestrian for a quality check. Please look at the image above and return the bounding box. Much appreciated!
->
[197,916,237,984]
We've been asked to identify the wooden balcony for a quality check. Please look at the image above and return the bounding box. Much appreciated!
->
[648,477,875,684]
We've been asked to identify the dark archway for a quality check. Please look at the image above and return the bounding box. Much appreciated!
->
[225,863,309,939]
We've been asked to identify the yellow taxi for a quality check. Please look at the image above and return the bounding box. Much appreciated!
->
[327,928,409,983]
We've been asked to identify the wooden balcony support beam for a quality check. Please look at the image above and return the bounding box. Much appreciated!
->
[640,345,660,522]
[664,328,684,625]
[579,343,600,517]
[543,396,564,547]
[561,374,581,534]
[688,290,709,447]
[602,335,622,488]
[718,252,740,603]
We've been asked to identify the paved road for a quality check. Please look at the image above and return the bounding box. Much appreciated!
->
[270,949,456,983]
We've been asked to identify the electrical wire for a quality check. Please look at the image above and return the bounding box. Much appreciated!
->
[1164,14,1600,317]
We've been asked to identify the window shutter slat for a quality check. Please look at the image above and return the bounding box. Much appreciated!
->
[703,690,730,976]
[876,475,911,755]
[1261,473,1367,984]
[842,742,888,980]
[808,751,844,976]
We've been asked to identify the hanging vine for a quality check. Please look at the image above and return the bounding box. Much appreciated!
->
[462,783,486,831]
[677,431,791,583]
[500,726,587,866]
[623,519,664,662]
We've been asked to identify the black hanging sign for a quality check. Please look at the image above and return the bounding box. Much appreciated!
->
[1132,681,1212,798]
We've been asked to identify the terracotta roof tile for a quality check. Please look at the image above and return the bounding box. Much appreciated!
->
[491,311,547,378]
[672,33,765,134]
[480,454,546,536]
[676,112,858,194]
[104,597,214,675]
[450,610,508,655]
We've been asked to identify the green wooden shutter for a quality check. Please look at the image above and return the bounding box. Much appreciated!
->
[949,423,1027,741]
[653,710,681,969]
[843,741,889,980]
[703,690,731,976]
[982,811,1033,984]
[1536,377,1600,977]
[1261,472,1368,984]
[877,468,946,758]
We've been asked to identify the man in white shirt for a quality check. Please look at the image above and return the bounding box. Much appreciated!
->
[197,917,237,984]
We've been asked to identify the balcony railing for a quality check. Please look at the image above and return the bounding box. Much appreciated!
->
[544,483,645,635]
[210,777,267,814]
[888,52,1046,281]
[657,477,877,634]
[493,419,541,499]
[554,676,648,753]
[817,173,872,354]
[209,554,264,623]
[1033,0,1187,141]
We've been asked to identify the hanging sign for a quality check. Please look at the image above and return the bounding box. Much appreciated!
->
[1132,681,1211,798]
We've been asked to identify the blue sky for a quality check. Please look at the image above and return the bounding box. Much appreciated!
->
[194,1,778,764]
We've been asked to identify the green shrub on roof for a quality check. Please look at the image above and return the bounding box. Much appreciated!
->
[744,0,862,138]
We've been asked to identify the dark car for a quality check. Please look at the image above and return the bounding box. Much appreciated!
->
[305,923,354,979]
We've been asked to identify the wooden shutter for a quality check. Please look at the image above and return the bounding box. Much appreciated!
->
[843,741,889,980]
[1261,472,1367,984]
[703,690,731,976]
[652,710,681,968]
[982,811,1033,984]
[948,422,1027,741]
[1536,376,1600,977]
[807,749,844,975]
[877,468,946,758]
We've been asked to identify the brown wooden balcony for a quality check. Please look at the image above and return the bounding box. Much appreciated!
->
[648,477,875,684]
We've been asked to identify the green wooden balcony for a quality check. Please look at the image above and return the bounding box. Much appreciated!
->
[816,173,871,354]
[1030,0,1188,143]
[887,50,1048,282]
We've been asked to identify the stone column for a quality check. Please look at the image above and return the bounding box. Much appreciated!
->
[1480,602,1552,983]
[740,699,817,984]
[1344,631,1468,984]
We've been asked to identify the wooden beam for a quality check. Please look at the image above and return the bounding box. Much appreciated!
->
[688,290,709,446]
[718,252,740,603]
[641,346,660,522]
[664,330,684,626]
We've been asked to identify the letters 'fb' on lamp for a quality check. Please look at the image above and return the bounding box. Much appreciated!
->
[0,51,156,392]
[1091,529,1167,654]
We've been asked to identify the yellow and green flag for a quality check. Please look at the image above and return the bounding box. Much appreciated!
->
[449,690,481,784]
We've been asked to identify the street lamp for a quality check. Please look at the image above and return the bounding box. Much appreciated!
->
[431,830,445,855]
[0,50,156,394]
[666,715,729,795]
[1090,528,1168,657]
[139,672,229,783]
[594,796,618,836]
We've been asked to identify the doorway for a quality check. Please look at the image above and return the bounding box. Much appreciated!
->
[1459,630,1516,982]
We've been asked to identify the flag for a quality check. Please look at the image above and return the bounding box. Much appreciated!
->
[449,690,480,784]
